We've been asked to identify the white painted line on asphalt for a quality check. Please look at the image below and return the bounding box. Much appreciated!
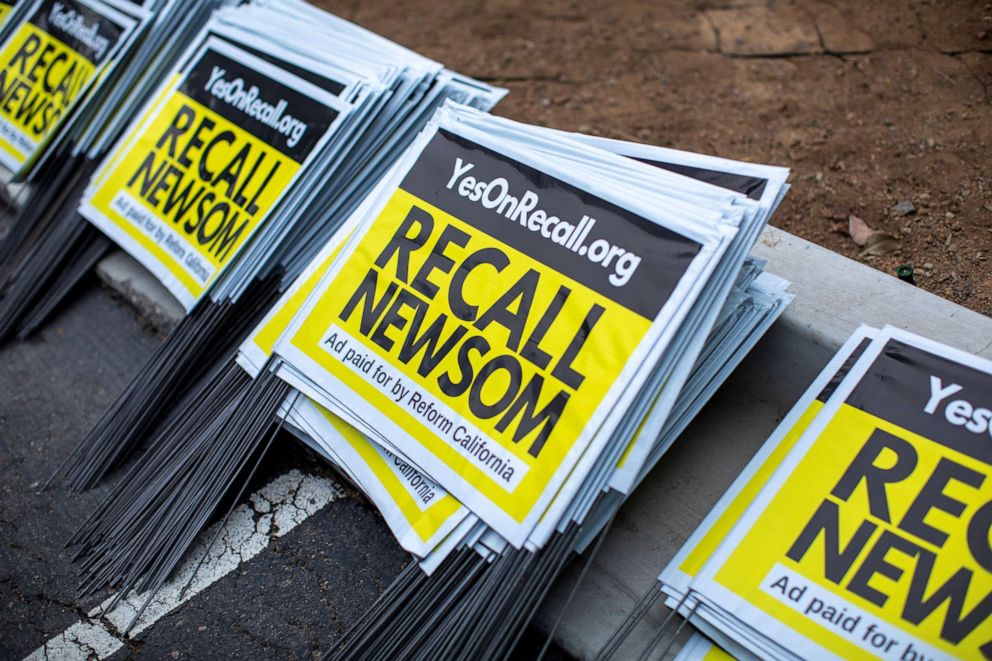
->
[25,470,345,661]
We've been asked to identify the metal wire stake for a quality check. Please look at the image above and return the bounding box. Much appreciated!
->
[537,511,619,661]
[635,591,692,661]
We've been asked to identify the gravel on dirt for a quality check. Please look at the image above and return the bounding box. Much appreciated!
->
[317,0,992,315]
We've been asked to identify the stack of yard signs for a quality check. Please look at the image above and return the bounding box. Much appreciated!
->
[188,102,794,657]
[58,4,505,630]
[2,0,504,344]
[603,325,992,661]
[272,102,781,546]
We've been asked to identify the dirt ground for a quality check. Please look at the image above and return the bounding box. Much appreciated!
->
[318,0,992,315]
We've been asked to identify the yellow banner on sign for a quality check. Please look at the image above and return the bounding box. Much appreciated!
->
[87,90,299,303]
[289,186,652,523]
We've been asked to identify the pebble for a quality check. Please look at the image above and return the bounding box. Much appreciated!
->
[891,200,916,216]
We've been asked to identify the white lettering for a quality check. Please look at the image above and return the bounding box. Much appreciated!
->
[204,66,308,149]
[446,157,474,189]
[924,376,963,414]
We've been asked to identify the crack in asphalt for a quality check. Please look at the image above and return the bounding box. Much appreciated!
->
[23,471,345,661]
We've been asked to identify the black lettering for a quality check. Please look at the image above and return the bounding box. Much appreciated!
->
[398,300,468,378]
[903,545,992,645]
[476,269,538,352]
[847,529,919,607]
[197,202,229,244]
[50,59,82,108]
[468,355,521,419]
[7,33,40,76]
[370,287,420,352]
[13,86,45,130]
[339,268,398,337]
[0,69,14,104]
[42,51,67,94]
[155,104,196,159]
[785,499,877,583]
[198,129,235,182]
[178,116,215,169]
[162,172,205,225]
[147,160,178,207]
[26,42,55,84]
[438,335,490,398]
[448,246,508,321]
[520,285,570,371]
[375,206,434,284]
[187,191,214,234]
[832,429,918,522]
[900,458,985,548]
[213,142,248,199]
[968,500,992,573]
[36,99,58,134]
[233,149,265,212]
[243,155,279,216]
[127,152,165,198]
[495,373,569,457]
[410,223,469,300]
[211,215,248,261]
[0,80,26,114]
[551,303,604,390]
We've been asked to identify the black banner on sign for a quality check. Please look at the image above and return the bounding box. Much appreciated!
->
[400,129,702,320]
[28,0,125,65]
[848,338,992,465]
[180,47,338,162]
[635,157,769,202]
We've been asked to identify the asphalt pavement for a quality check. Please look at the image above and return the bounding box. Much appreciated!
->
[0,280,416,659]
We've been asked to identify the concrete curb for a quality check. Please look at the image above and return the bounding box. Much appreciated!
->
[95,251,184,334]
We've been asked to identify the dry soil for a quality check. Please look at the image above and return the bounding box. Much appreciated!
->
[318,0,992,315]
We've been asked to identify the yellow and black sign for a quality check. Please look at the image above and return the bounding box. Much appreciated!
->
[711,338,992,660]
[84,45,339,308]
[0,0,124,170]
[287,129,702,542]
